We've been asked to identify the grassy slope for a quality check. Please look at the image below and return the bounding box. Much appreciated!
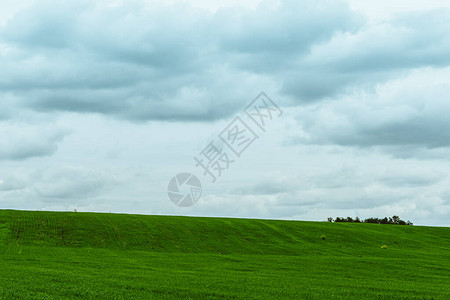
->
[0,209,449,299]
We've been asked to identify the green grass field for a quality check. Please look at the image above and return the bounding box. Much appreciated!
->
[0,210,448,299]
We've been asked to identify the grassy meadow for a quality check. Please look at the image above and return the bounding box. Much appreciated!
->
[0,209,448,299]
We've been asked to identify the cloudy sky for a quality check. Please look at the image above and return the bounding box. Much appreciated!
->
[1,0,449,226]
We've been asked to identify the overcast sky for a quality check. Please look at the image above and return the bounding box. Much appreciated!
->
[1,0,449,226]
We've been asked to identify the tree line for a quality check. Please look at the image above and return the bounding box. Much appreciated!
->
[327,215,413,225]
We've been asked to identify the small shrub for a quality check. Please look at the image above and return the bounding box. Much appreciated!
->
[326,216,412,225]
[381,245,388,249]
[320,234,326,240]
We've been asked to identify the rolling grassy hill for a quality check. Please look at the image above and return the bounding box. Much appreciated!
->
[0,209,449,299]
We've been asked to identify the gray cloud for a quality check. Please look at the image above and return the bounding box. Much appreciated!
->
[0,1,367,121]
[231,177,298,196]
[0,123,68,160]
[1,1,449,122]
[0,166,119,205]
[282,9,450,102]
[32,167,117,201]
[291,66,450,152]
[235,166,444,198]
